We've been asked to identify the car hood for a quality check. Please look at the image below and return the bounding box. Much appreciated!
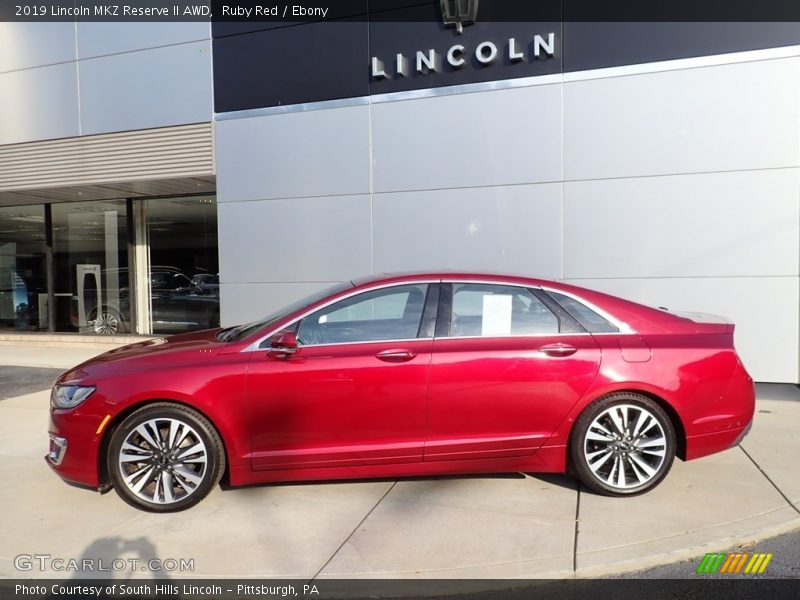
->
[58,329,227,383]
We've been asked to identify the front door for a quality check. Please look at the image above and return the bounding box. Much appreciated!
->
[425,282,601,461]
[247,282,438,470]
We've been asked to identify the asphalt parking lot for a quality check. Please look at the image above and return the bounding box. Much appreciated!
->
[0,367,62,401]
[0,346,798,582]
[618,527,800,579]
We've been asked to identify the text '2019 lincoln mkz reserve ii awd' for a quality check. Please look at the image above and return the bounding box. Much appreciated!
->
[47,273,755,511]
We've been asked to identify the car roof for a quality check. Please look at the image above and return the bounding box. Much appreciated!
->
[351,271,555,288]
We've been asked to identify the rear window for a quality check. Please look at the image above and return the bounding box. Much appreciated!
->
[547,291,619,333]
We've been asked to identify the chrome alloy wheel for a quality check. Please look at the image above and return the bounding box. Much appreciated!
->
[93,312,120,334]
[117,418,208,505]
[582,403,667,490]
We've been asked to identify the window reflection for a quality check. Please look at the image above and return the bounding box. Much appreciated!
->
[0,195,219,336]
[51,200,129,333]
[146,196,219,334]
[0,205,47,331]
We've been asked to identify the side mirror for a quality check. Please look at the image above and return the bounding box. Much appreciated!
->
[267,331,298,358]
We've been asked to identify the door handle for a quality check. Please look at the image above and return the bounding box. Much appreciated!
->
[375,349,417,363]
[537,343,577,357]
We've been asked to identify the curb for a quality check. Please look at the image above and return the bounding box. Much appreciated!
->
[574,516,800,578]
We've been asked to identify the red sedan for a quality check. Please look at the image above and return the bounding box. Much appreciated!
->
[47,272,755,511]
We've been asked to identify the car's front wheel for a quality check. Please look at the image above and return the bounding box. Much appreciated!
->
[570,392,676,496]
[107,403,225,512]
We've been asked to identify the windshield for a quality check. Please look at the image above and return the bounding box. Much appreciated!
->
[222,281,354,342]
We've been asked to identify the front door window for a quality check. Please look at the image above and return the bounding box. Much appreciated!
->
[296,284,429,345]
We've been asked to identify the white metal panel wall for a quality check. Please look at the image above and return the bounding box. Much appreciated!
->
[76,22,211,58]
[371,84,563,192]
[216,105,371,202]
[0,22,212,145]
[0,63,80,146]
[0,22,75,72]
[562,54,800,383]
[372,184,562,277]
[78,41,213,135]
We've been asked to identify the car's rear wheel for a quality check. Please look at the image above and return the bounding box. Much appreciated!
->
[107,403,225,512]
[571,392,675,496]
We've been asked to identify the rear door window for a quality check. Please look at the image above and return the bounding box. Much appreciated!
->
[449,284,559,337]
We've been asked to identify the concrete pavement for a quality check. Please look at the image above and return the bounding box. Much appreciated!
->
[1,342,798,580]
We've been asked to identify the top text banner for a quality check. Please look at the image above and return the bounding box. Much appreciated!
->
[4,0,800,22]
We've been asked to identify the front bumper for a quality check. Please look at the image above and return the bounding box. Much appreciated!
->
[46,408,106,489]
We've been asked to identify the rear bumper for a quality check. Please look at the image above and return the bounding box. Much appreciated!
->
[733,418,753,446]
[685,423,751,460]
[684,358,755,461]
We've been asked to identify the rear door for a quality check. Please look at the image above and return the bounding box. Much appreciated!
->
[424,282,601,461]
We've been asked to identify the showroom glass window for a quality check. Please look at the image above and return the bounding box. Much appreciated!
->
[51,200,129,333]
[297,284,428,345]
[449,283,558,337]
[0,205,47,331]
[145,196,219,334]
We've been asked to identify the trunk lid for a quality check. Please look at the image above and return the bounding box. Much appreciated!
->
[672,311,735,334]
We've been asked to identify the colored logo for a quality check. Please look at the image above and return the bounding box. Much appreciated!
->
[696,552,773,574]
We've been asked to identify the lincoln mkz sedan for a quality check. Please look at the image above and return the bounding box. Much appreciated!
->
[47,273,755,511]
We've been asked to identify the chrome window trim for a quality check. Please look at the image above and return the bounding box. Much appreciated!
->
[280,337,434,350]
[241,277,635,352]
[242,280,440,352]
[434,332,592,341]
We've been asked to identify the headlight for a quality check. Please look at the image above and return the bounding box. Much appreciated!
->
[50,385,96,409]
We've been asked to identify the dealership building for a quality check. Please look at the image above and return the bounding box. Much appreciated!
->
[1,5,799,383]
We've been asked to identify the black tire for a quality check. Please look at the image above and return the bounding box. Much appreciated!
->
[570,392,676,496]
[107,403,225,512]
